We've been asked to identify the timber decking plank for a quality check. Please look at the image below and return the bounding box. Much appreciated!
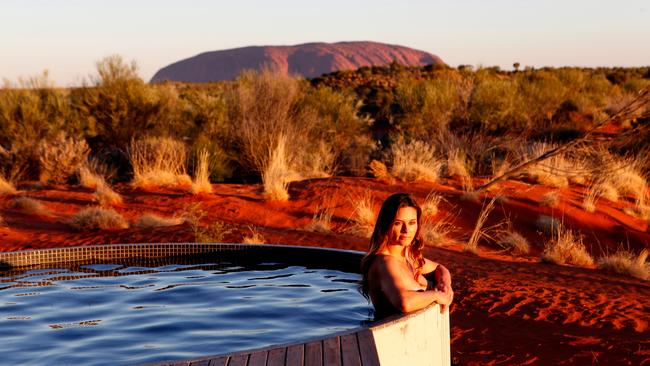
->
[207,356,229,366]
[323,337,342,366]
[286,344,305,366]
[340,334,361,366]
[305,341,323,366]
[247,351,268,366]
[267,347,287,366]
[227,354,248,366]
[188,359,211,366]
[356,330,380,366]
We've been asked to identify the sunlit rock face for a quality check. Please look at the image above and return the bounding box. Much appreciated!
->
[150,41,444,82]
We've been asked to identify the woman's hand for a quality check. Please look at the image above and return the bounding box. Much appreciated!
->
[436,283,454,314]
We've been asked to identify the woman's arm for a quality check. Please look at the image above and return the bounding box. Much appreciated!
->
[375,256,452,313]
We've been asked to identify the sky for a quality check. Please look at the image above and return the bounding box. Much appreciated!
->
[2,0,649,86]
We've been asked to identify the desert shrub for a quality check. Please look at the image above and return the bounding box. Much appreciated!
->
[36,132,89,183]
[185,203,233,242]
[394,77,461,138]
[497,231,530,256]
[368,160,391,180]
[582,184,598,213]
[70,55,185,150]
[135,213,184,228]
[541,224,594,266]
[303,86,374,175]
[12,197,52,217]
[190,149,213,194]
[390,138,443,183]
[516,70,567,129]
[68,207,128,230]
[128,136,191,188]
[598,249,649,281]
[469,76,526,133]
[226,69,333,179]
[0,174,17,196]
[0,71,78,150]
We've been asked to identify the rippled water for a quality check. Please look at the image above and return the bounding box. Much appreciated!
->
[0,260,373,365]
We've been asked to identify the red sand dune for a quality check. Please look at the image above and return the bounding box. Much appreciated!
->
[1,177,648,365]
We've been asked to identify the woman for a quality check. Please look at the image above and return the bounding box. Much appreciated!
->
[361,193,453,319]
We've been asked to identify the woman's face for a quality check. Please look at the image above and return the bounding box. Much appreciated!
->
[388,206,418,247]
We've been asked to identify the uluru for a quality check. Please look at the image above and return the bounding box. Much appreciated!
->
[150,41,444,83]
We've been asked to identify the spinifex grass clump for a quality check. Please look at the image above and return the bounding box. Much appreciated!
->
[346,191,376,238]
[36,132,90,184]
[541,223,594,266]
[190,149,213,194]
[12,197,53,217]
[0,175,17,196]
[242,226,266,244]
[129,136,191,189]
[496,231,530,256]
[390,139,443,183]
[135,213,184,228]
[68,207,129,230]
[598,249,649,281]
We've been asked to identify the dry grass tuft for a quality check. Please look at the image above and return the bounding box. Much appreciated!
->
[129,136,191,189]
[541,224,594,266]
[540,191,561,208]
[345,191,376,238]
[421,192,442,217]
[464,197,496,254]
[391,139,443,183]
[0,175,18,196]
[598,249,649,281]
[497,231,530,256]
[93,182,123,206]
[421,214,455,247]
[582,184,599,213]
[78,165,105,189]
[262,136,292,202]
[68,207,129,230]
[242,226,266,244]
[135,213,184,228]
[368,160,391,180]
[190,149,213,194]
[12,197,53,217]
[305,205,334,233]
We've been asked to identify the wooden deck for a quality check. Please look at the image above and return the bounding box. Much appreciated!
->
[162,329,380,366]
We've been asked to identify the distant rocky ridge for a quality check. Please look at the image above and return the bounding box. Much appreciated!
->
[150,41,444,83]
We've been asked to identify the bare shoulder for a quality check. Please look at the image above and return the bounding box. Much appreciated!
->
[371,255,408,276]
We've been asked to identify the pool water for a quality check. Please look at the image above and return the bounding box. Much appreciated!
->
[0,260,373,365]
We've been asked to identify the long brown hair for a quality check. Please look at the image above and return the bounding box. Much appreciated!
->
[360,193,425,298]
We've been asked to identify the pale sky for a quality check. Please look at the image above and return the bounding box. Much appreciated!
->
[2,0,649,86]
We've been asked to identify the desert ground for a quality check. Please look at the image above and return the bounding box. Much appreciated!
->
[1,176,648,365]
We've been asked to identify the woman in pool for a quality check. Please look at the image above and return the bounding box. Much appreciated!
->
[361,193,453,319]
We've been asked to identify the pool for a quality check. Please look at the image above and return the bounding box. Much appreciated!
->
[0,244,373,366]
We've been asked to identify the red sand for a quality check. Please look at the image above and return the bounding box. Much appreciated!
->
[1,177,648,365]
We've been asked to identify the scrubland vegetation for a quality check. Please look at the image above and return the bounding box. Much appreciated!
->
[1,56,649,278]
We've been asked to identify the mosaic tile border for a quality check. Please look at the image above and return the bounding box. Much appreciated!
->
[0,243,364,272]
